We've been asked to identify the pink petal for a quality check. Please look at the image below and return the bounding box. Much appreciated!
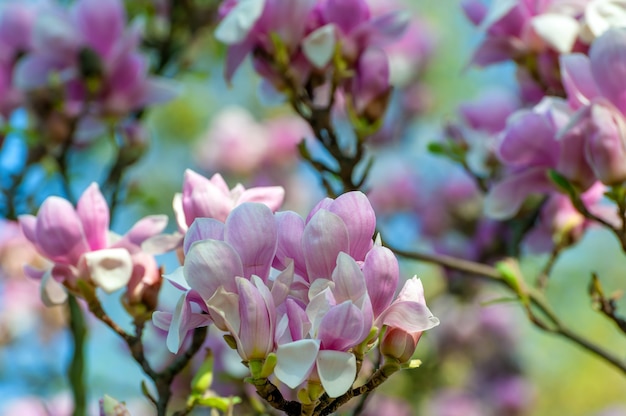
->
[284,298,310,342]
[270,261,294,306]
[590,28,626,114]
[183,218,225,256]
[318,301,366,351]
[322,0,370,34]
[76,183,109,251]
[274,211,307,277]
[72,0,125,58]
[328,191,375,261]
[35,197,89,264]
[119,215,169,251]
[560,54,600,110]
[498,110,559,167]
[484,168,555,219]
[237,276,275,360]
[236,186,285,211]
[18,214,38,245]
[362,246,398,317]
[224,203,277,281]
[378,300,439,333]
[184,240,243,299]
[303,210,350,280]
[182,169,233,224]
[331,252,367,304]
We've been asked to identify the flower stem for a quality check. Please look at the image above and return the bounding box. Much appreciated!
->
[68,295,88,416]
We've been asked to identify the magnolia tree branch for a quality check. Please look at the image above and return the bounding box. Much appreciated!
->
[83,287,208,415]
[251,378,302,415]
[388,245,626,375]
[316,361,400,416]
[259,47,372,197]
[589,274,626,335]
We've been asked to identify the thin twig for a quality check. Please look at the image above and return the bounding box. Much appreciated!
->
[388,245,626,375]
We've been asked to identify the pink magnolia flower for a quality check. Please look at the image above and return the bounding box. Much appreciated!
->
[175,169,285,231]
[215,0,407,115]
[272,192,438,397]
[559,28,626,185]
[154,190,438,400]
[0,1,40,117]
[196,107,310,175]
[13,0,176,136]
[215,0,315,82]
[153,202,283,353]
[485,97,594,219]
[19,183,166,306]
[463,0,588,99]
[144,169,285,255]
[524,182,617,253]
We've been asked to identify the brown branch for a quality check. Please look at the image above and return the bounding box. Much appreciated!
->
[388,245,626,375]
[589,274,626,335]
[251,378,301,416]
[316,362,399,416]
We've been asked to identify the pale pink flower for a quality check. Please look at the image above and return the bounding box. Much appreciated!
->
[19,183,166,306]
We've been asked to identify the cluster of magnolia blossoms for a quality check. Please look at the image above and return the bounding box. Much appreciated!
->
[3,0,174,142]
[464,0,626,101]
[483,27,626,251]
[154,190,439,399]
[215,0,409,121]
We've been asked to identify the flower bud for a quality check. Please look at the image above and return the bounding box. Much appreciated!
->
[585,103,626,185]
[380,327,422,363]
[99,395,131,416]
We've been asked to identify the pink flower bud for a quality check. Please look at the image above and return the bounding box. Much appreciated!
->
[585,103,626,185]
[380,327,422,363]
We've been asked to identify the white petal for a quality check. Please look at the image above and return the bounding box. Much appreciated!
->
[83,248,133,293]
[152,311,172,330]
[167,294,187,353]
[40,270,68,306]
[531,14,579,53]
[302,24,336,68]
[172,193,187,232]
[274,339,320,388]
[586,0,626,38]
[215,0,265,44]
[316,350,357,398]
[141,232,183,254]
[163,266,190,291]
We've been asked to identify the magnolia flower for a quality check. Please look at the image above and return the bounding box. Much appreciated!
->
[153,202,283,353]
[153,190,439,400]
[19,183,166,305]
[143,169,284,255]
[13,0,176,137]
[484,96,596,219]
[176,169,285,230]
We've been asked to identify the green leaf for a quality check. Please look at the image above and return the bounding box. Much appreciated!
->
[547,169,576,197]
[427,142,447,155]
[191,352,214,395]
